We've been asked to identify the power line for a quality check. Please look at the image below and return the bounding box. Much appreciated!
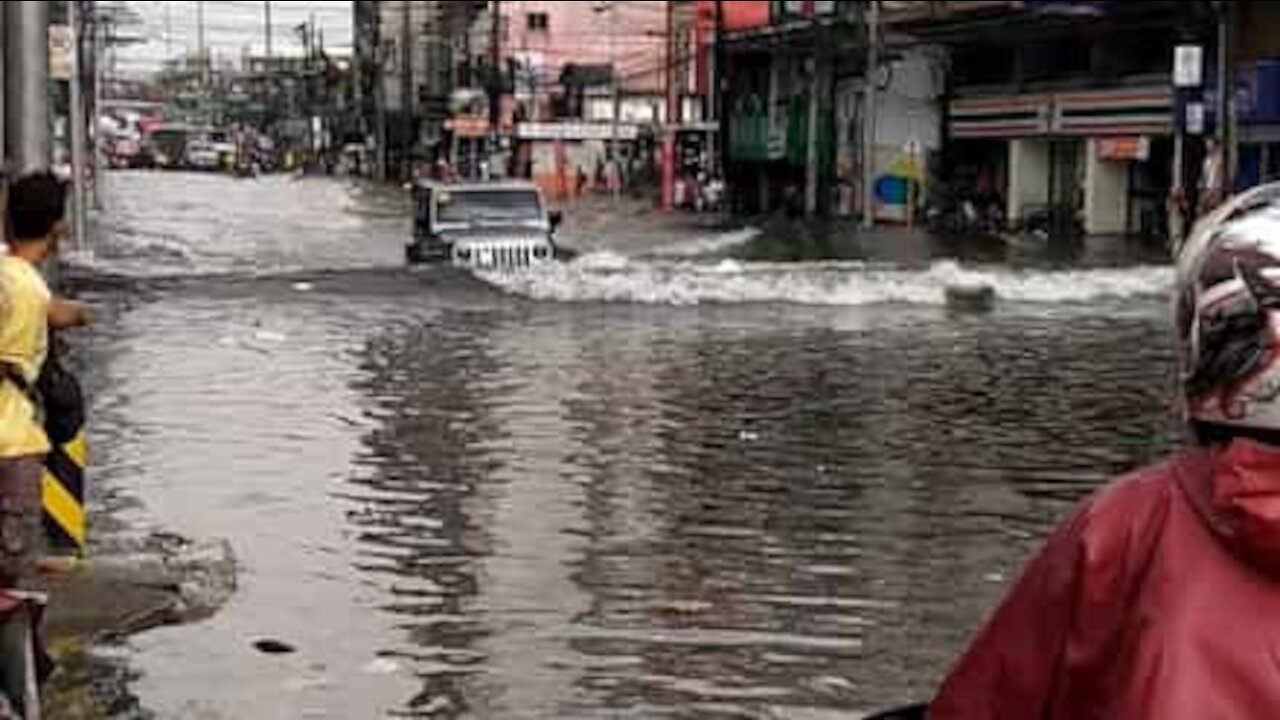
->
[115,0,352,62]
[169,1,350,17]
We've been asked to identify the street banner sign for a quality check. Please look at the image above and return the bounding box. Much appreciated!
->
[49,25,73,82]
[1174,45,1204,89]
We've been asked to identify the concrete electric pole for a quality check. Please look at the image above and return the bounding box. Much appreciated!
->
[1217,0,1235,193]
[661,0,677,211]
[862,0,880,229]
[401,0,413,181]
[264,1,273,58]
[93,10,106,209]
[594,1,621,201]
[805,12,828,216]
[5,2,51,172]
[197,0,209,87]
[69,0,90,252]
[373,1,388,182]
[489,0,502,173]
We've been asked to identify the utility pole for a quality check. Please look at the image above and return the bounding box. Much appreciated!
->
[862,0,880,229]
[489,0,503,171]
[264,1,273,58]
[301,13,318,164]
[1171,38,1202,251]
[713,0,725,207]
[400,0,414,181]
[374,2,388,182]
[93,9,105,208]
[165,2,173,60]
[1217,0,1235,193]
[615,3,624,201]
[605,2,621,201]
[69,0,89,253]
[661,0,677,211]
[6,2,51,171]
[197,0,208,87]
[805,13,828,216]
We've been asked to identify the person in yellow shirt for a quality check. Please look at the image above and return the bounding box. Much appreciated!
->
[0,172,89,587]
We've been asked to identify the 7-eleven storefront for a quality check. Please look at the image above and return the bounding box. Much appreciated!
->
[949,87,1174,238]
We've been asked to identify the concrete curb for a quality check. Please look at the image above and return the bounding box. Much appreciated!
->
[38,538,236,642]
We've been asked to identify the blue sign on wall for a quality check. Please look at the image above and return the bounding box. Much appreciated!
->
[1240,60,1280,125]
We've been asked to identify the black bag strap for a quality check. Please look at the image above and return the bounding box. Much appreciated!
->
[0,360,34,400]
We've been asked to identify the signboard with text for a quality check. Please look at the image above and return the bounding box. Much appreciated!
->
[446,117,491,139]
[1174,45,1204,88]
[516,123,641,142]
[1098,136,1150,162]
[49,25,73,82]
[1186,102,1207,136]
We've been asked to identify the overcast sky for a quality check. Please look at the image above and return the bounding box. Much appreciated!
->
[115,1,353,75]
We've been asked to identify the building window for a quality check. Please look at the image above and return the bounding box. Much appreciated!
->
[527,12,549,32]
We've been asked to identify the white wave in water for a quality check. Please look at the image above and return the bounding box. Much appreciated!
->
[574,250,633,271]
[647,227,764,257]
[478,256,1175,306]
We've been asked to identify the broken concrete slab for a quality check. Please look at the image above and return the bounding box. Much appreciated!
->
[38,537,236,642]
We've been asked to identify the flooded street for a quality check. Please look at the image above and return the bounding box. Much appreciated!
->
[76,171,1179,718]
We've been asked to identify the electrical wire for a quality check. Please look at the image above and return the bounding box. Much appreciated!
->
[509,52,689,94]
[116,1,683,76]
[114,0,353,71]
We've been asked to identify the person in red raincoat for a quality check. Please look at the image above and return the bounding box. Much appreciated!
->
[931,183,1280,719]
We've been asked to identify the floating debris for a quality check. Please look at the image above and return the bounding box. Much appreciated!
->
[254,639,297,655]
[945,283,997,313]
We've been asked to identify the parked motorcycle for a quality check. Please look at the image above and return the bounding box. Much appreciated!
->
[924,195,1004,236]
[1015,202,1084,241]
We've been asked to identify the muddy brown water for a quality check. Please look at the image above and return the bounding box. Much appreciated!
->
[65,171,1178,718]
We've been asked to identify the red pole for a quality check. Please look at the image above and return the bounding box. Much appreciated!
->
[661,1,678,211]
[666,2,678,122]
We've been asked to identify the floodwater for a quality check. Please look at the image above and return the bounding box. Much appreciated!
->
[71,171,1179,718]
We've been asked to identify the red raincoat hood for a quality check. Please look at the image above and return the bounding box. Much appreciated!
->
[933,441,1280,719]
[1177,439,1280,579]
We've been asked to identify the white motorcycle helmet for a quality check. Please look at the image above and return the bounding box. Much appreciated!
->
[1177,182,1280,435]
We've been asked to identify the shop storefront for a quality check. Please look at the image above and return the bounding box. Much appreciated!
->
[949,86,1173,237]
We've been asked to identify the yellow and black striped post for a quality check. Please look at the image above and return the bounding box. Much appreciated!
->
[42,430,86,554]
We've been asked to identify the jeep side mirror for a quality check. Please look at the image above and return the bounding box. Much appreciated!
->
[549,210,563,230]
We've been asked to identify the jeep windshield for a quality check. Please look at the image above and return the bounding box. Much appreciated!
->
[437,190,543,227]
